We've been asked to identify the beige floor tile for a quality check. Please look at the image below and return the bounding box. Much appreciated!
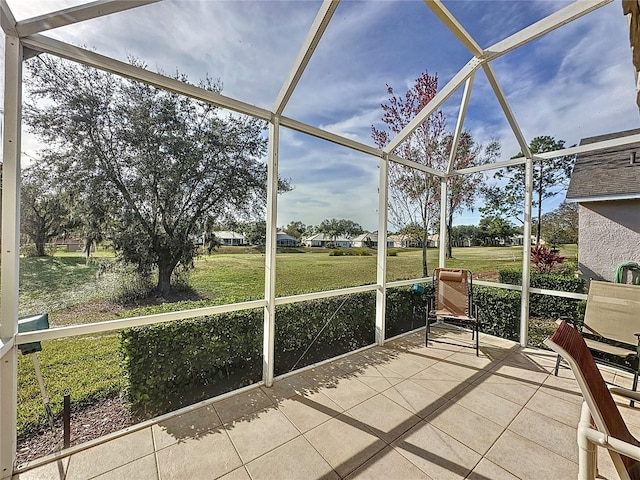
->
[525,388,582,428]
[426,403,504,455]
[155,427,241,480]
[92,453,157,480]
[409,368,472,400]
[355,366,404,392]
[12,458,68,480]
[486,430,577,479]
[446,350,495,370]
[214,388,275,424]
[466,458,519,480]
[318,376,378,410]
[278,391,343,433]
[245,436,338,480]
[152,404,221,450]
[450,385,522,427]
[474,374,538,406]
[489,361,550,386]
[613,371,637,390]
[347,394,421,443]
[304,414,386,477]
[301,363,352,388]
[217,467,251,480]
[381,380,450,418]
[425,360,486,384]
[260,374,313,402]
[226,408,299,463]
[344,446,432,479]
[382,351,436,377]
[539,372,583,405]
[65,428,154,480]
[392,421,481,480]
[332,352,374,374]
[508,407,578,462]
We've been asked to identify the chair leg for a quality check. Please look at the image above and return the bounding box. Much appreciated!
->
[554,354,562,376]
[578,404,597,480]
[425,317,430,347]
[475,323,479,356]
[631,370,639,408]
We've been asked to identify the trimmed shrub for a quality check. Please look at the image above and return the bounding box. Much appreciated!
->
[474,286,521,342]
[121,292,377,414]
[385,284,432,339]
[120,307,263,415]
[498,268,585,321]
[274,292,375,374]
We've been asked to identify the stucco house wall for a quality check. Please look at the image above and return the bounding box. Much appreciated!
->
[578,200,640,281]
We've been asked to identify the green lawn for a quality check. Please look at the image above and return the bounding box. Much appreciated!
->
[13,244,578,436]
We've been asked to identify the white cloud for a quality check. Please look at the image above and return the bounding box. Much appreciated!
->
[7,0,639,230]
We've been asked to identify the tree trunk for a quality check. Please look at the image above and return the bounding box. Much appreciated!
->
[156,259,176,297]
[446,198,453,259]
[536,163,543,244]
[422,243,428,277]
[35,241,46,257]
[35,231,47,256]
[84,237,92,265]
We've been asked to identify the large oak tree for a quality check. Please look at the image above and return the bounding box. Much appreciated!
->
[25,56,280,295]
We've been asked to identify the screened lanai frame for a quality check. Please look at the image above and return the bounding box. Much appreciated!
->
[1,0,640,476]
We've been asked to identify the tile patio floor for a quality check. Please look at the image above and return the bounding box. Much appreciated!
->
[13,327,640,480]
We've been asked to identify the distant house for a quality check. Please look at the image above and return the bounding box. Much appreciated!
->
[302,233,351,248]
[389,234,420,248]
[213,231,246,246]
[276,231,299,247]
[351,232,394,248]
[566,128,640,282]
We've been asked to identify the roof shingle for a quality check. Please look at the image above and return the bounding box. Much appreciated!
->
[566,128,640,201]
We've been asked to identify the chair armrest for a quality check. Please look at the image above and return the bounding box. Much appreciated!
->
[609,386,640,402]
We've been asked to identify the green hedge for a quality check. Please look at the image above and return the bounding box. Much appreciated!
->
[499,268,586,320]
[385,285,432,339]
[120,307,263,415]
[120,279,571,415]
[474,286,521,342]
[121,292,378,414]
[274,292,375,375]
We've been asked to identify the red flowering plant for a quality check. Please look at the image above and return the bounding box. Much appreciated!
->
[531,243,565,274]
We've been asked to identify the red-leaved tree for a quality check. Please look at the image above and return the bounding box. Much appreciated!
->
[372,71,500,274]
[445,132,500,258]
[371,72,447,276]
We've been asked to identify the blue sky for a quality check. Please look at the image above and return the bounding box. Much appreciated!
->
[9,0,640,232]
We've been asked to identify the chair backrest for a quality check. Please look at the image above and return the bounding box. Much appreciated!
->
[545,321,638,474]
[584,281,640,345]
[433,268,471,317]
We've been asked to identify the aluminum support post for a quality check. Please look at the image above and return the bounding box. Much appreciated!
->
[439,179,447,268]
[375,155,389,346]
[0,32,22,480]
[519,156,534,347]
[263,116,279,387]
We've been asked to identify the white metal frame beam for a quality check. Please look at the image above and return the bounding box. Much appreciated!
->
[424,0,483,57]
[263,117,279,387]
[484,0,613,62]
[482,63,531,158]
[375,154,389,345]
[273,0,338,115]
[383,58,480,155]
[21,34,273,121]
[0,31,22,480]
[15,1,161,37]
[0,1,16,36]
[446,74,474,175]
